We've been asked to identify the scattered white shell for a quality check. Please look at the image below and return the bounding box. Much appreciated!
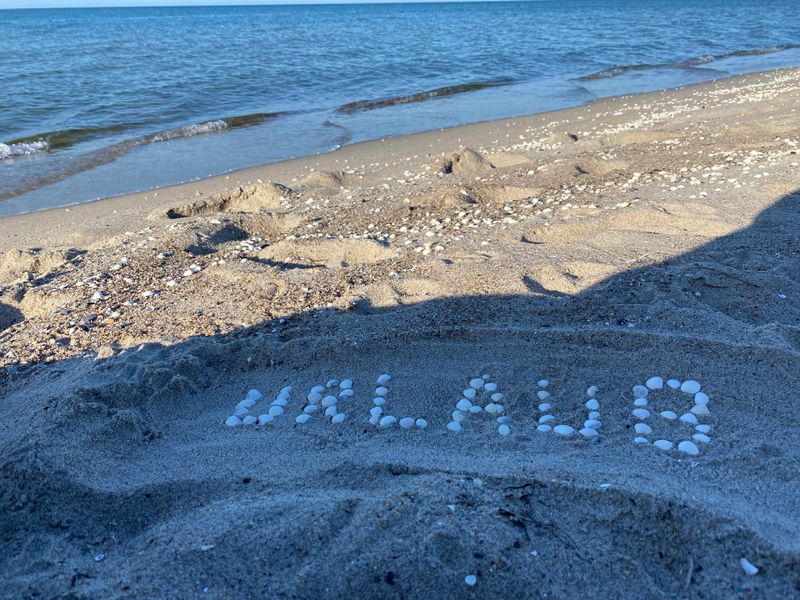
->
[497,416,512,424]
[310,385,325,395]
[400,417,415,429]
[485,403,499,415]
[691,404,710,416]
[295,414,311,424]
[579,427,598,438]
[321,396,337,408]
[463,388,477,400]
[696,424,712,434]
[465,574,477,586]
[536,424,552,433]
[740,558,759,576]
[585,399,600,410]
[268,406,284,417]
[586,385,598,397]
[375,386,389,396]
[646,377,664,390]
[633,437,648,444]
[415,418,428,428]
[469,405,483,414]
[446,421,462,432]
[693,433,711,444]
[538,415,555,424]
[679,413,698,425]
[485,382,498,392]
[303,405,319,414]
[238,398,256,409]
[660,411,678,420]
[498,424,511,436]
[680,380,701,394]
[634,423,652,435]
[258,414,273,426]
[233,406,249,417]
[632,385,649,398]
[377,373,392,385]
[370,406,383,417]
[326,379,339,388]
[456,398,473,412]
[373,397,386,406]
[490,392,503,401]
[452,410,467,423]
[634,398,648,407]
[588,411,601,420]
[632,408,651,419]
[694,392,709,405]
[678,440,700,456]
[307,392,322,403]
[338,389,354,398]
[379,415,397,428]
[469,378,485,389]
[553,425,575,437]
[272,397,288,407]
[539,403,552,411]
[331,413,346,424]
[246,389,262,403]
[537,390,551,400]
[583,419,602,430]
[339,379,353,389]
[324,406,337,417]
[653,439,673,451]
[538,379,550,388]
[225,416,242,427]
[667,379,681,389]
[242,415,257,426]
[279,386,291,394]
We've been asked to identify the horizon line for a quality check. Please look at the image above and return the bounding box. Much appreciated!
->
[1,0,544,9]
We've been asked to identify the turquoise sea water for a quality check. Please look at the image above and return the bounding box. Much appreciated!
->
[1,0,799,215]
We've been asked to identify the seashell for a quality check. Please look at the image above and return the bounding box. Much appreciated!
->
[416,419,428,428]
[469,378,485,389]
[634,423,652,435]
[400,417,415,429]
[379,416,397,428]
[537,390,551,400]
[632,385,649,398]
[310,385,325,395]
[691,404,709,416]
[258,414,273,426]
[493,404,504,414]
[538,380,550,388]
[740,558,758,576]
[653,439,673,451]
[295,414,311,424]
[485,382,498,392]
[338,389,354,398]
[680,380,701,394]
[465,575,477,586]
[584,419,602,430]
[280,385,292,395]
[303,405,319,414]
[462,388,477,401]
[368,415,379,426]
[225,416,242,427]
[588,411,601,420]
[377,374,392,386]
[585,399,600,410]
[632,408,650,420]
[321,396,337,408]
[370,406,383,417]
[271,398,288,407]
[586,385,598,397]
[242,415,257,426]
[485,403,498,414]
[498,424,511,436]
[694,391,709,405]
[238,398,256,409]
[375,386,389,396]
[678,440,700,456]
[695,424,711,433]
[307,392,322,403]
[482,373,491,380]
[579,428,598,438]
[539,403,552,411]
[246,389,262,403]
[633,437,648,444]
[452,410,466,423]
[667,379,681,389]
[469,405,483,414]
[491,392,504,401]
[233,406,249,417]
[537,424,552,433]
[497,416,512,424]
[446,421,462,432]
[326,379,339,388]
[660,411,678,420]
[679,413,698,425]
[646,377,663,390]
[634,398,648,407]
[373,397,386,406]
[456,398,473,412]
[268,406,284,417]
[553,425,575,437]
[693,433,711,444]
[324,406,337,417]
[538,415,555,424]
[331,413,346,424]
[339,379,353,389]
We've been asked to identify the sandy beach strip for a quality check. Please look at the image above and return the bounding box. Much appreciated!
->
[1,68,799,598]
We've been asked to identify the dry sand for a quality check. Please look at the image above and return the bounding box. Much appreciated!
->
[1,69,800,598]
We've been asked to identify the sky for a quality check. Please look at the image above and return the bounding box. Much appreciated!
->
[1,0,479,7]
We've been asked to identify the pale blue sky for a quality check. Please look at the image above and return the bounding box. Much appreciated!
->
[2,0,479,7]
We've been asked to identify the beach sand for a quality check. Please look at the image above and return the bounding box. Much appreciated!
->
[1,69,800,598]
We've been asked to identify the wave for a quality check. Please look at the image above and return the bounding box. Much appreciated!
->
[578,44,800,81]
[0,140,50,160]
[336,78,516,113]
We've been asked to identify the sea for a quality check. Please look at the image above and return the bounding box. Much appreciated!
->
[1,0,799,215]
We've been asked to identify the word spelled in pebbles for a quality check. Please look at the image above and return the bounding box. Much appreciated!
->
[446,374,509,435]
[535,381,602,440]
[225,388,271,427]
[631,377,712,454]
[368,374,427,430]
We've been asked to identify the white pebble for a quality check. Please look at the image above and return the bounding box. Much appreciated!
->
[326,379,339,388]
[585,399,600,410]
[679,413,698,425]
[696,424,712,434]
[370,406,383,417]
[307,392,322,403]
[400,417,415,429]
[271,398,288,407]
[680,380,701,394]
[339,379,353,389]
[678,440,700,456]
[379,415,397,428]
[225,416,242,427]
[246,389,262,403]
[463,388,477,400]
[588,411,601,420]
[373,397,386,406]
[498,424,511,436]
[586,385,598,397]
[469,405,483,413]
[536,424,552,433]
[279,385,292,395]
[485,403,498,414]
[295,414,311,424]
[538,415,555,424]
[667,379,681,389]
[268,406,284,417]
[465,574,477,586]
[660,411,678,420]
[634,423,652,435]
[469,378,484,389]
[538,379,550,388]
[375,386,389,396]
[653,439,673,451]
[553,424,575,436]
[497,416,512,424]
[310,385,325,395]
[377,373,392,385]
[539,403,552,411]
[304,405,319,414]
[691,404,710,416]
[579,427,598,438]
[740,558,759,576]
[456,398,473,412]
[583,419,602,430]
[338,389,354,398]
[694,391,709,404]
[415,418,428,428]
[490,392,503,401]
[634,397,648,407]
[242,415,257,426]
[324,406,337,417]
[258,414,273,425]
[484,382,498,392]
[693,433,711,444]
[446,421,462,432]
[233,406,249,417]
[633,436,648,444]
[646,377,663,390]
[238,398,256,409]
[331,413,346,424]
[452,410,467,423]
[321,396,338,408]
[537,390,551,400]
[632,385,649,398]
[632,408,650,419]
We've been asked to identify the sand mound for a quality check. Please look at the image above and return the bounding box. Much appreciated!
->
[165,183,293,219]
[486,152,530,167]
[0,248,80,284]
[438,148,495,175]
[574,158,630,177]
[300,170,359,188]
[258,239,395,268]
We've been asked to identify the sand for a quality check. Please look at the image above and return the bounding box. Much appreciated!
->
[1,68,800,598]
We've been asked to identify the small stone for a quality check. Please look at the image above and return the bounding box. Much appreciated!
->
[271,398,288,407]
[586,385,598,397]
[446,421,462,432]
[225,416,242,427]
[539,403,552,411]
[498,424,511,436]
[740,558,759,576]
[694,392,709,405]
[242,415,257,425]
[578,427,597,438]
[465,574,477,586]
[415,418,428,428]
[678,440,700,456]
[693,433,711,444]
[379,415,397,428]
[321,396,338,408]
[691,404,710,416]
[680,380,701,394]
[632,385,649,398]
[538,415,555,424]
[634,397,648,407]
[303,405,319,414]
[331,413,346,424]
[553,424,575,436]
[258,414,273,425]
[469,405,482,413]
[370,406,383,417]
[679,413,698,425]
[326,379,339,388]
[452,410,466,423]
[583,419,602,430]
[307,392,322,403]
[538,379,550,388]
[469,378,484,389]
[497,416,512,424]
[463,388,477,400]
[537,390,551,400]
[324,406,337,417]
[646,377,664,390]
[310,385,325,395]
[660,411,678,420]
[400,417,415,429]
[375,386,389,396]
[633,437,648,444]
[456,398,473,412]
[588,411,600,419]
[246,389,262,403]
[696,424,712,434]
[373,397,386,406]
[585,399,599,410]
[653,439,673,451]
[268,406,284,417]
[339,379,353,389]
[484,382,498,392]
[634,423,652,435]
[295,414,311,424]
[667,379,681,389]
[233,406,248,417]
[490,392,503,401]
[536,424,552,433]
[339,389,354,398]
[377,373,392,385]
[632,408,650,419]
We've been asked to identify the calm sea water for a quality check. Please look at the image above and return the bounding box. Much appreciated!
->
[2,0,800,215]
